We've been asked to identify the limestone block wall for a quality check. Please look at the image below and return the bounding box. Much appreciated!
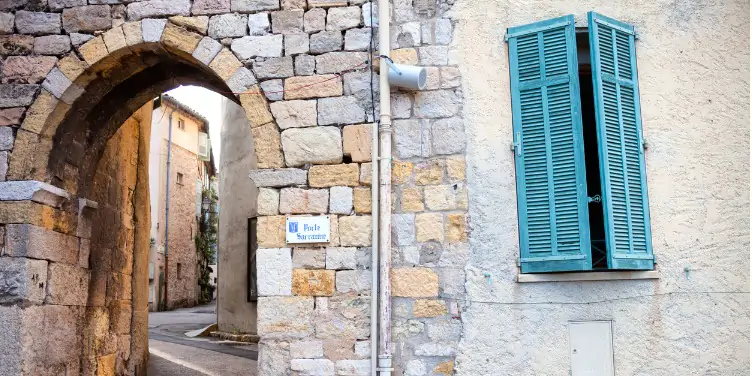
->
[244,1,467,375]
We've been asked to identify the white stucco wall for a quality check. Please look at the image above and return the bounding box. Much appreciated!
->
[451,1,749,375]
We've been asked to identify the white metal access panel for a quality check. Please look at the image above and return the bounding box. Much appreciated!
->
[569,321,615,376]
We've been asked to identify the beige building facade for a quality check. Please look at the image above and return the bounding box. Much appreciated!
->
[0,0,747,375]
[148,95,215,311]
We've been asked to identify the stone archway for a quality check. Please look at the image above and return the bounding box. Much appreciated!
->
[0,20,276,375]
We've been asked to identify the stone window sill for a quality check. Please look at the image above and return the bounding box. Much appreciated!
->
[517,270,659,283]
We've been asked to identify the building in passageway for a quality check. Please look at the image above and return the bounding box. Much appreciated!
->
[148,95,216,311]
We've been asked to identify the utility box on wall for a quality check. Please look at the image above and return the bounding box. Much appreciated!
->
[569,321,615,376]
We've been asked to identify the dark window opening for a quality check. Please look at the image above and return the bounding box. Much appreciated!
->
[177,262,183,279]
[178,118,185,130]
[176,172,184,185]
[576,30,606,270]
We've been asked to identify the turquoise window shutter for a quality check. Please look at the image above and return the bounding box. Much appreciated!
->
[508,15,592,273]
[588,12,654,270]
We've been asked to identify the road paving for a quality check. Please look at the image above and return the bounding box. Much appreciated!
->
[147,302,257,375]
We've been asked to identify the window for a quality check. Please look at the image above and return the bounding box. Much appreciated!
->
[177,263,183,279]
[178,118,185,130]
[508,12,653,273]
[176,172,184,185]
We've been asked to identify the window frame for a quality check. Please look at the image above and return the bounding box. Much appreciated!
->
[176,172,184,185]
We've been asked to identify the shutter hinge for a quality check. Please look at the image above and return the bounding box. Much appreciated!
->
[504,30,509,42]
[587,194,602,204]
[510,132,521,156]
[641,137,648,152]
[516,257,521,267]
[634,30,640,41]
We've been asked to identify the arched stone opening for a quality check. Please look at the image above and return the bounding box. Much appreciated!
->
[1,21,266,376]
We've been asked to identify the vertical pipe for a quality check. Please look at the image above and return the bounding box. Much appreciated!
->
[164,107,174,309]
[370,55,380,376]
[377,0,392,373]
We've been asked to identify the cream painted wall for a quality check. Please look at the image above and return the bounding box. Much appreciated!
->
[450,1,749,375]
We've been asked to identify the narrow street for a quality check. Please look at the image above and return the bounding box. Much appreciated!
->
[147,302,257,375]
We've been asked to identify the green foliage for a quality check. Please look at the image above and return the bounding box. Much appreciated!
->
[195,185,218,305]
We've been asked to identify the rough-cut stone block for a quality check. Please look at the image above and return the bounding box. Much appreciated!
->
[0,84,37,108]
[314,295,369,339]
[431,117,465,155]
[337,360,370,376]
[290,340,324,359]
[342,123,371,162]
[292,268,335,296]
[344,27,371,51]
[257,215,286,248]
[329,186,353,215]
[270,99,317,129]
[0,150,6,181]
[415,212,443,242]
[232,0,280,12]
[354,341,370,358]
[46,262,89,305]
[445,213,467,243]
[284,74,342,99]
[292,247,325,269]
[250,168,307,187]
[326,6,360,31]
[281,127,343,166]
[391,92,412,119]
[338,215,371,246]
[0,112,22,135]
[309,0,347,6]
[393,119,431,158]
[208,13,247,38]
[392,214,415,246]
[315,51,367,75]
[209,48,243,81]
[292,55,314,77]
[69,32,93,47]
[102,25,127,52]
[261,79,284,101]
[15,11,61,35]
[335,269,370,294]
[445,155,465,182]
[161,22,202,55]
[279,187,329,214]
[0,257,47,304]
[395,21,420,47]
[62,5,110,33]
[126,0,191,20]
[0,35,34,55]
[239,84,274,126]
[392,160,413,184]
[308,164,358,187]
[192,0,231,15]
[141,18,167,42]
[257,248,292,296]
[415,89,460,119]
[291,359,335,375]
[414,343,456,357]
[424,184,468,211]
[225,66,257,92]
[257,340,291,376]
[169,15,210,35]
[285,32,309,55]
[1,56,57,84]
[353,187,371,214]
[33,35,71,55]
[248,12,271,35]
[304,8,325,33]
[309,30,342,54]
[42,68,75,101]
[400,187,424,212]
[325,246,356,270]
[271,9,303,33]
[5,224,79,264]
[391,267,438,297]
[251,122,285,168]
[317,96,365,125]
[257,296,315,338]
[0,12,13,34]
[414,160,444,185]
[253,56,294,78]
[358,162,371,185]
[232,34,283,59]
[258,188,280,216]
[78,36,108,65]
[413,299,446,318]
[426,318,461,342]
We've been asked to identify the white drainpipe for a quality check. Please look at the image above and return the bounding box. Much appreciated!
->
[370,49,381,376]
[376,0,393,373]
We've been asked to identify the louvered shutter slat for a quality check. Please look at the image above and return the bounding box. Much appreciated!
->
[508,15,592,273]
[588,12,654,270]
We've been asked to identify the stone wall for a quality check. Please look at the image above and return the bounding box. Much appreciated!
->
[160,141,201,309]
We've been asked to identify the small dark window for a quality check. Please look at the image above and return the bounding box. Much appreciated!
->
[176,172,184,185]
[177,263,182,279]
[178,118,185,130]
